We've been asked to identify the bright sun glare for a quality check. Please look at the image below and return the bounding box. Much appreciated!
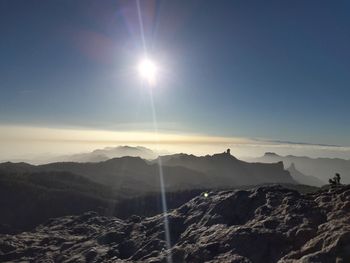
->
[138,58,158,86]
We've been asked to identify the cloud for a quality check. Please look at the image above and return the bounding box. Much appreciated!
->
[0,124,250,144]
[1,124,350,161]
[1,124,350,149]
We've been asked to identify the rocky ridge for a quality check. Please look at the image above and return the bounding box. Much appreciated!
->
[1,185,350,262]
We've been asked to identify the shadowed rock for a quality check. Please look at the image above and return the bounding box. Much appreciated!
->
[1,185,350,262]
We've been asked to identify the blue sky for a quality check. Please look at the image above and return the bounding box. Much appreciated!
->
[1,0,350,151]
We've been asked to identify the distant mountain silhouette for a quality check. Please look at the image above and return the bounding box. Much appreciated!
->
[250,152,349,184]
[0,152,296,194]
[58,146,157,162]
[287,163,324,187]
[0,152,315,233]
[158,151,296,186]
[0,157,210,195]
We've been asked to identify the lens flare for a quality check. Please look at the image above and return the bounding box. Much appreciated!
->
[138,58,158,85]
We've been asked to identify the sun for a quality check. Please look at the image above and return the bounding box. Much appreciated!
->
[138,58,158,86]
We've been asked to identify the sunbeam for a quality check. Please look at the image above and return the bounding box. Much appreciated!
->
[136,0,173,262]
[149,88,173,262]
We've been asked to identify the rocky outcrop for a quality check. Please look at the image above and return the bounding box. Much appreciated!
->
[287,163,325,187]
[160,152,296,186]
[251,153,350,184]
[1,185,350,262]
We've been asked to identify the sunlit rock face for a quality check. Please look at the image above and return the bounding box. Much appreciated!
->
[1,185,350,262]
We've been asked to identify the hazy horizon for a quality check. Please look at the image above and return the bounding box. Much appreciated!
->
[1,124,350,164]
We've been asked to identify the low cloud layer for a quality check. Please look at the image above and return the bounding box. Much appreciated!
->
[1,125,349,163]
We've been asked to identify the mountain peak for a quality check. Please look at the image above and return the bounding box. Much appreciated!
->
[106,156,146,164]
[60,145,157,163]
[264,152,280,157]
[211,150,238,161]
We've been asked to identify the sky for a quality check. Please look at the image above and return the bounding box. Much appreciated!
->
[1,0,350,160]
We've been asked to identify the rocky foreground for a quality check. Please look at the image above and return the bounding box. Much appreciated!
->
[1,185,350,263]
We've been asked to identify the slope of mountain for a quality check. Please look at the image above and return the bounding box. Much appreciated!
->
[287,163,325,187]
[40,157,211,194]
[159,152,296,186]
[0,170,212,233]
[59,146,157,162]
[250,152,350,184]
[0,171,116,233]
[0,157,212,196]
[1,185,349,262]
[0,173,215,234]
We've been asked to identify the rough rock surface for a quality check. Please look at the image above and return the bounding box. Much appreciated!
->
[1,185,350,263]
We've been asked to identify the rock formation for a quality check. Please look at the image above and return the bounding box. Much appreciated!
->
[251,152,350,184]
[287,163,325,187]
[1,185,350,262]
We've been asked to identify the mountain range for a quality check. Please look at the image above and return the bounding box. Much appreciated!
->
[57,146,158,163]
[0,150,324,233]
[287,163,324,187]
[0,151,296,194]
[158,152,295,186]
[1,146,158,164]
[250,152,350,184]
